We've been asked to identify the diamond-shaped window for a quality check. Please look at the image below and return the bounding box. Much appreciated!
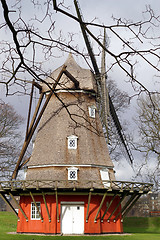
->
[67,135,78,149]
[68,167,78,180]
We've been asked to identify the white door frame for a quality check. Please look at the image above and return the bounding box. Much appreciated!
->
[61,201,84,234]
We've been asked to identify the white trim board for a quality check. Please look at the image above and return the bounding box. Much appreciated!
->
[28,164,113,169]
[61,201,85,205]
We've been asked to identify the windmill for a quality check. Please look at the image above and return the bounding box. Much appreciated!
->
[74,0,133,164]
[0,0,153,235]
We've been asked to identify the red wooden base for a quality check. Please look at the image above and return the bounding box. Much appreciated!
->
[17,194,123,234]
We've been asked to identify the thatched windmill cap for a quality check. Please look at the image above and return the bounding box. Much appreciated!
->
[42,53,96,92]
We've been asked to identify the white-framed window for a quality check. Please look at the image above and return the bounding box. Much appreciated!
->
[67,135,78,149]
[88,106,96,118]
[31,202,41,220]
[100,169,110,187]
[68,167,78,180]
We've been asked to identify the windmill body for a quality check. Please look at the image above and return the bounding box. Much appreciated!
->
[26,54,115,186]
[0,1,153,235]
[17,54,123,234]
[0,54,152,235]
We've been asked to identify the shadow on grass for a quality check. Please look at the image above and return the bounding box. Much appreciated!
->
[123,217,160,234]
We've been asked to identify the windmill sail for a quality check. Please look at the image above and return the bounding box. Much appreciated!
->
[100,28,110,140]
[74,0,133,164]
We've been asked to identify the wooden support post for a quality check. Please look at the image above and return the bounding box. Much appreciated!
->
[42,192,51,222]
[36,180,39,190]
[12,65,66,179]
[119,183,124,192]
[94,193,107,222]
[114,193,137,221]
[0,193,19,218]
[30,192,43,222]
[55,190,59,222]
[101,194,117,221]
[9,192,28,221]
[107,193,127,222]
[139,185,145,193]
[86,191,92,222]
[122,194,141,218]
[129,183,134,193]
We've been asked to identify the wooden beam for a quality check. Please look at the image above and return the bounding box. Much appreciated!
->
[101,194,117,221]
[30,192,43,222]
[42,192,51,222]
[12,92,44,179]
[33,81,42,91]
[139,185,145,193]
[55,190,59,222]
[119,183,124,192]
[107,193,127,222]
[12,65,66,180]
[0,193,19,218]
[94,193,107,222]
[114,193,137,221]
[26,79,35,141]
[74,0,101,81]
[26,65,66,144]
[27,92,44,138]
[20,192,89,196]
[86,191,92,222]
[122,194,141,218]
[18,157,31,170]
[63,70,79,89]
[9,192,28,221]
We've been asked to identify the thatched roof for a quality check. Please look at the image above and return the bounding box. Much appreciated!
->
[42,53,96,92]
[27,93,113,167]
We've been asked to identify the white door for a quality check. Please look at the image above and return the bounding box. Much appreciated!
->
[61,203,84,234]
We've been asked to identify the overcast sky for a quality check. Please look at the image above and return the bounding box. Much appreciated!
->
[0,0,159,180]
[1,0,159,101]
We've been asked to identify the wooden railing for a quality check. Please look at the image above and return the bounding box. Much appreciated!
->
[0,179,153,193]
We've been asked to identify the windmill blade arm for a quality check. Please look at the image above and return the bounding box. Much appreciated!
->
[74,0,100,78]
[108,95,122,131]
[70,0,133,164]
[109,95,133,164]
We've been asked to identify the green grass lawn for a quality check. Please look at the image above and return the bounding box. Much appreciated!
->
[123,216,160,233]
[0,212,160,240]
